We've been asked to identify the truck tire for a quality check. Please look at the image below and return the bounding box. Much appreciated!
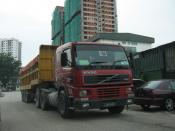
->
[108,106,125,114]
[35,88,41,108]
[40,91,49,110]
[58,90,74,118]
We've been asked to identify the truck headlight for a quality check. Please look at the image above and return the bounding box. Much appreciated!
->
[79,90,87,97]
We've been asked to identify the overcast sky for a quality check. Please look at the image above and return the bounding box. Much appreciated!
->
[0,0,174,66]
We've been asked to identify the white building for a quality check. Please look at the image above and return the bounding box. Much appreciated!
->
[89,33,155,53]
[0,38,22,61]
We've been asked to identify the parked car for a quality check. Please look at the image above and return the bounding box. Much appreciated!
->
[133,79,146,92]
[134,80,175,111]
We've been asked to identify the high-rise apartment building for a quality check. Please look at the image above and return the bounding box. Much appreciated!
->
[81,0,117,40]
[52,0,117,45]
[0,38,22,61]
[51,6,64,45]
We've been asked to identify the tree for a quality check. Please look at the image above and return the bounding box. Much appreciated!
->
[0,53,21,91]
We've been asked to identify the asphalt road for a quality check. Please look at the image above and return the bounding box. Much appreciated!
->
[0,92,175,131]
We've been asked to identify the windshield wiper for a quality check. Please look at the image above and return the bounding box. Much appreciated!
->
[89,61,109,65]
[97,74,120,84]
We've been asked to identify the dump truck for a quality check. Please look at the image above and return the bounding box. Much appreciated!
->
[20,42,133,118]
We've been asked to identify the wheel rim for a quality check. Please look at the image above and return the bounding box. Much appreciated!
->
[165,98,174,111]
[59,91,66,114]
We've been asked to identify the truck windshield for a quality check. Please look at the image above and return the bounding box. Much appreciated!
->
[75,44,129,69]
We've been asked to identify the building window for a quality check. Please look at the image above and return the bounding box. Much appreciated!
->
[122,41,126,45]
[131,42,138,46]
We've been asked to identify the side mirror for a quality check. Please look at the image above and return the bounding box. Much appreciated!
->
[129,53,134,68]
[61,52,68,67]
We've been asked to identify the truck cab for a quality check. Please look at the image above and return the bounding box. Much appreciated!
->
[54,42,133,117]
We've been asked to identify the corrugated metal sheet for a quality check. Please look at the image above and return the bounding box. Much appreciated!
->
[133,48,164,79]
[144,70,163,81]
[165,46,175,72]
[164,72,175,79]
[133,41,175,81]
[142,49,164,71]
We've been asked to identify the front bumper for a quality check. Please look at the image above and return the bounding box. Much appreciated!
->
[134,97,164,106]
[73,98,127,110]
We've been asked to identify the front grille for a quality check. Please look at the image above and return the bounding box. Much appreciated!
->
[84,74,129,85]
[97,87,126,99]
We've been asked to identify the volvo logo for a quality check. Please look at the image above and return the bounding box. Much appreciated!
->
[83,71,97,75]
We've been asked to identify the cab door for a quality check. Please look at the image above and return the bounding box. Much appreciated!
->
[61,48,73,88]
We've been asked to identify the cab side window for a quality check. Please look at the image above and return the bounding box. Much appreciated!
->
[63,48,72,67]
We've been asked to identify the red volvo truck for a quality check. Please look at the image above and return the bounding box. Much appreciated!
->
[20,42,133,118]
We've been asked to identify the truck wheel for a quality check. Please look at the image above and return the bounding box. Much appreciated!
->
[40,91,49,110]
[58,90,74,118]
[35,88,41,108]
[108,106,125,114]
[164,98,174,111]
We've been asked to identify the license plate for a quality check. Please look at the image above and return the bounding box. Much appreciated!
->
[104,102,116,107]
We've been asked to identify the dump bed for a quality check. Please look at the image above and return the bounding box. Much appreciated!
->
[20,45,58,90]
